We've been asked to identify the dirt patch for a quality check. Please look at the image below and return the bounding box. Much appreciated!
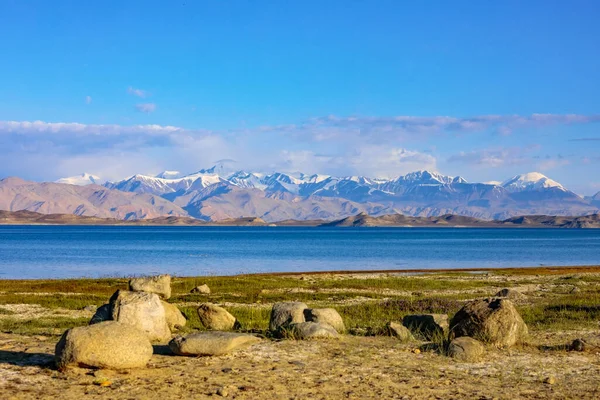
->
[1,331,600,399]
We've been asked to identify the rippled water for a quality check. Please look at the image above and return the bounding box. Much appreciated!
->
[0,225,599,279]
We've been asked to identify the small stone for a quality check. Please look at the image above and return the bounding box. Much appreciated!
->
[402,314,448,340]
[93,378,112,387]
[197,303,238,331]
[412,348,421,354]
[191,284,211,294]
[128,274,171,299]
[288,322,339,340]
[304,308,345,333]
[216,387,228,397]
[269,302,308,331]
[569,338,586,352]
[387,321,414,342]
[447,337,485,362]
[544,376,556,385]
[169,331,261,356]
[494,288,527,300]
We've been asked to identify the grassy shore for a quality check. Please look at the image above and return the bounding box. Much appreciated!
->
[1,266,599,337]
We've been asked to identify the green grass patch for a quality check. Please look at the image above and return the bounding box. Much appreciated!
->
[519,292,600,331]
[0,293,106,310]
[0,317,89,336]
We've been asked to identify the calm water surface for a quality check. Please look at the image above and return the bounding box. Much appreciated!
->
[0,226,599,279]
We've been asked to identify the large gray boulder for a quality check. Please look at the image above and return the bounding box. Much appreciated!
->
[449,298,528,348]
[289,322,339,340]
[161,301,186,331]
[269,302,308,331]
[169,332,261,356]
[197,303,238,331]
[447,337,485,362]
[128,274,172,299]
[110,290,171,343]
[304,308,345,333]
[55,321,153,370]
[402,314,448,340]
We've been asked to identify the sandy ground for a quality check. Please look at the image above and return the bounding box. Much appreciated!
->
[1,330,600,400]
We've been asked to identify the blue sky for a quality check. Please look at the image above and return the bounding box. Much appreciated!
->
[0,1,599,194]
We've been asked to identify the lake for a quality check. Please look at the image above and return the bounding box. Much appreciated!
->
[0,225,599,279]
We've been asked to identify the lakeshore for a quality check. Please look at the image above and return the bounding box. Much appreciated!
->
[1,266,599,399]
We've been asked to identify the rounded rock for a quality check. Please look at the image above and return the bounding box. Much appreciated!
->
[55,321,153,370]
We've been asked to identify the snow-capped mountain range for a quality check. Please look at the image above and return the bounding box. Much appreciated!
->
[48,166,600,221]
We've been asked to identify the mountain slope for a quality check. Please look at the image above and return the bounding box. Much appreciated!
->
[0,177,187,220]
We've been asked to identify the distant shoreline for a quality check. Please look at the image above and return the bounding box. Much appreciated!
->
[1,265,600,282]
[1,209,600,228]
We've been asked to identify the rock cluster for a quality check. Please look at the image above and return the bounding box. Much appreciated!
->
[54,275,535,372]
[269,302,344,339]
[55,275,265,370]
[395,296,529,361]
[89,275,185,343]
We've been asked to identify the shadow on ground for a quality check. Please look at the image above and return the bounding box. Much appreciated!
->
[0,350,55,368]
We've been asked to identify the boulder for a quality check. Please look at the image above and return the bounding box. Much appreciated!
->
[402,314,448,340]
[169,332,261,356]
[89,304,111,325]
[191,284,211,294]
[447,337,485,362]
[288,322,339,340]
[55,321,153,370]
[387,321,414,342]
[269,302,307,331]
[449,298,528,347]
[128,274,171,299]
[494,288,527,300]
[304,308,345,333]
[161,301,186,331]
[197,303,238,331]
[110,290,171,343]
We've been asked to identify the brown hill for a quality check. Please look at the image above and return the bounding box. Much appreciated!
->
[0,177,187,220]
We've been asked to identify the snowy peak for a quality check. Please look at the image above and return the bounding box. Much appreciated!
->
[395,170,465,185]
[56,173,101,186]
[502,172,566,192]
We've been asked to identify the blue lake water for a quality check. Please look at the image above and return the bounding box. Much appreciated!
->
[0,226,599,279]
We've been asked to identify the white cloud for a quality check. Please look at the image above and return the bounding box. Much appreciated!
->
[278,146,436,178]
[447,147,532,168]
[1,113,595,183]
[127,86,149,98]
[85,96,92,105]
[267,113,600,144]
[135,103,157,113]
